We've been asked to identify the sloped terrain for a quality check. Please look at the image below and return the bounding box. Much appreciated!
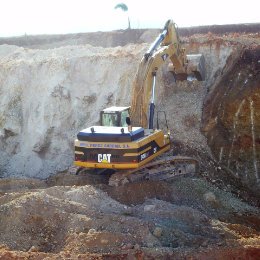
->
[0,173,259,259]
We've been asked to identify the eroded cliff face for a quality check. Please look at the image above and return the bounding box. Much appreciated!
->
[202,46,260,190]
[0,44,146,178]
[0,30,259,193]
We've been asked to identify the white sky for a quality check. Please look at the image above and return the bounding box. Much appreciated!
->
[0,0,259,37]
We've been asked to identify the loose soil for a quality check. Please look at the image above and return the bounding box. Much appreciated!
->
[0,164,259,259]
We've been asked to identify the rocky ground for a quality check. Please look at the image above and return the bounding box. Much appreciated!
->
[0,165,259,259]
[0,25,260,259]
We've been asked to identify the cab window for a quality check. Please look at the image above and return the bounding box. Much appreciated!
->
[102,113,118,126]
[120,110,129,127]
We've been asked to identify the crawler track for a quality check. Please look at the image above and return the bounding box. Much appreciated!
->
[108,156,199,186]
[72,156,199,187]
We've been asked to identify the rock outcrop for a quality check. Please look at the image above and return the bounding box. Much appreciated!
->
[202,46,260,192]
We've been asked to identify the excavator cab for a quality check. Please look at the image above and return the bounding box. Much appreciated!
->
[100,106,130,127]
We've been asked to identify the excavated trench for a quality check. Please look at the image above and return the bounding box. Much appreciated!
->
[0,26,259,258]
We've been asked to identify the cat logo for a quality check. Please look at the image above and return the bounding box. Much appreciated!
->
[98,154,111,163]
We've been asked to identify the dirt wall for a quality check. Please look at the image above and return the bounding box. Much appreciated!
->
[0,44,146,178]
[202,46,260,192]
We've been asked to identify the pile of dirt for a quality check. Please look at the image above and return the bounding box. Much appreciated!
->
[0,173,259,258]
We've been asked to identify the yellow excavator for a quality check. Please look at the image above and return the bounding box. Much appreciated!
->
[73,20,205,185]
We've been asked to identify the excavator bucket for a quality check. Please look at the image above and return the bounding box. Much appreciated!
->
[186,54,206,81]
[171,54,206,81]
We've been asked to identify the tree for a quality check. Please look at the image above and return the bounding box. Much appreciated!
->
[114,3,131,29]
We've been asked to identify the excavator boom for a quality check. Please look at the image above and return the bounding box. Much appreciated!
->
[130,19,206,128]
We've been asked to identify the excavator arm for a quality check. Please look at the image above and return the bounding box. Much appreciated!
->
[130,20,205,128]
